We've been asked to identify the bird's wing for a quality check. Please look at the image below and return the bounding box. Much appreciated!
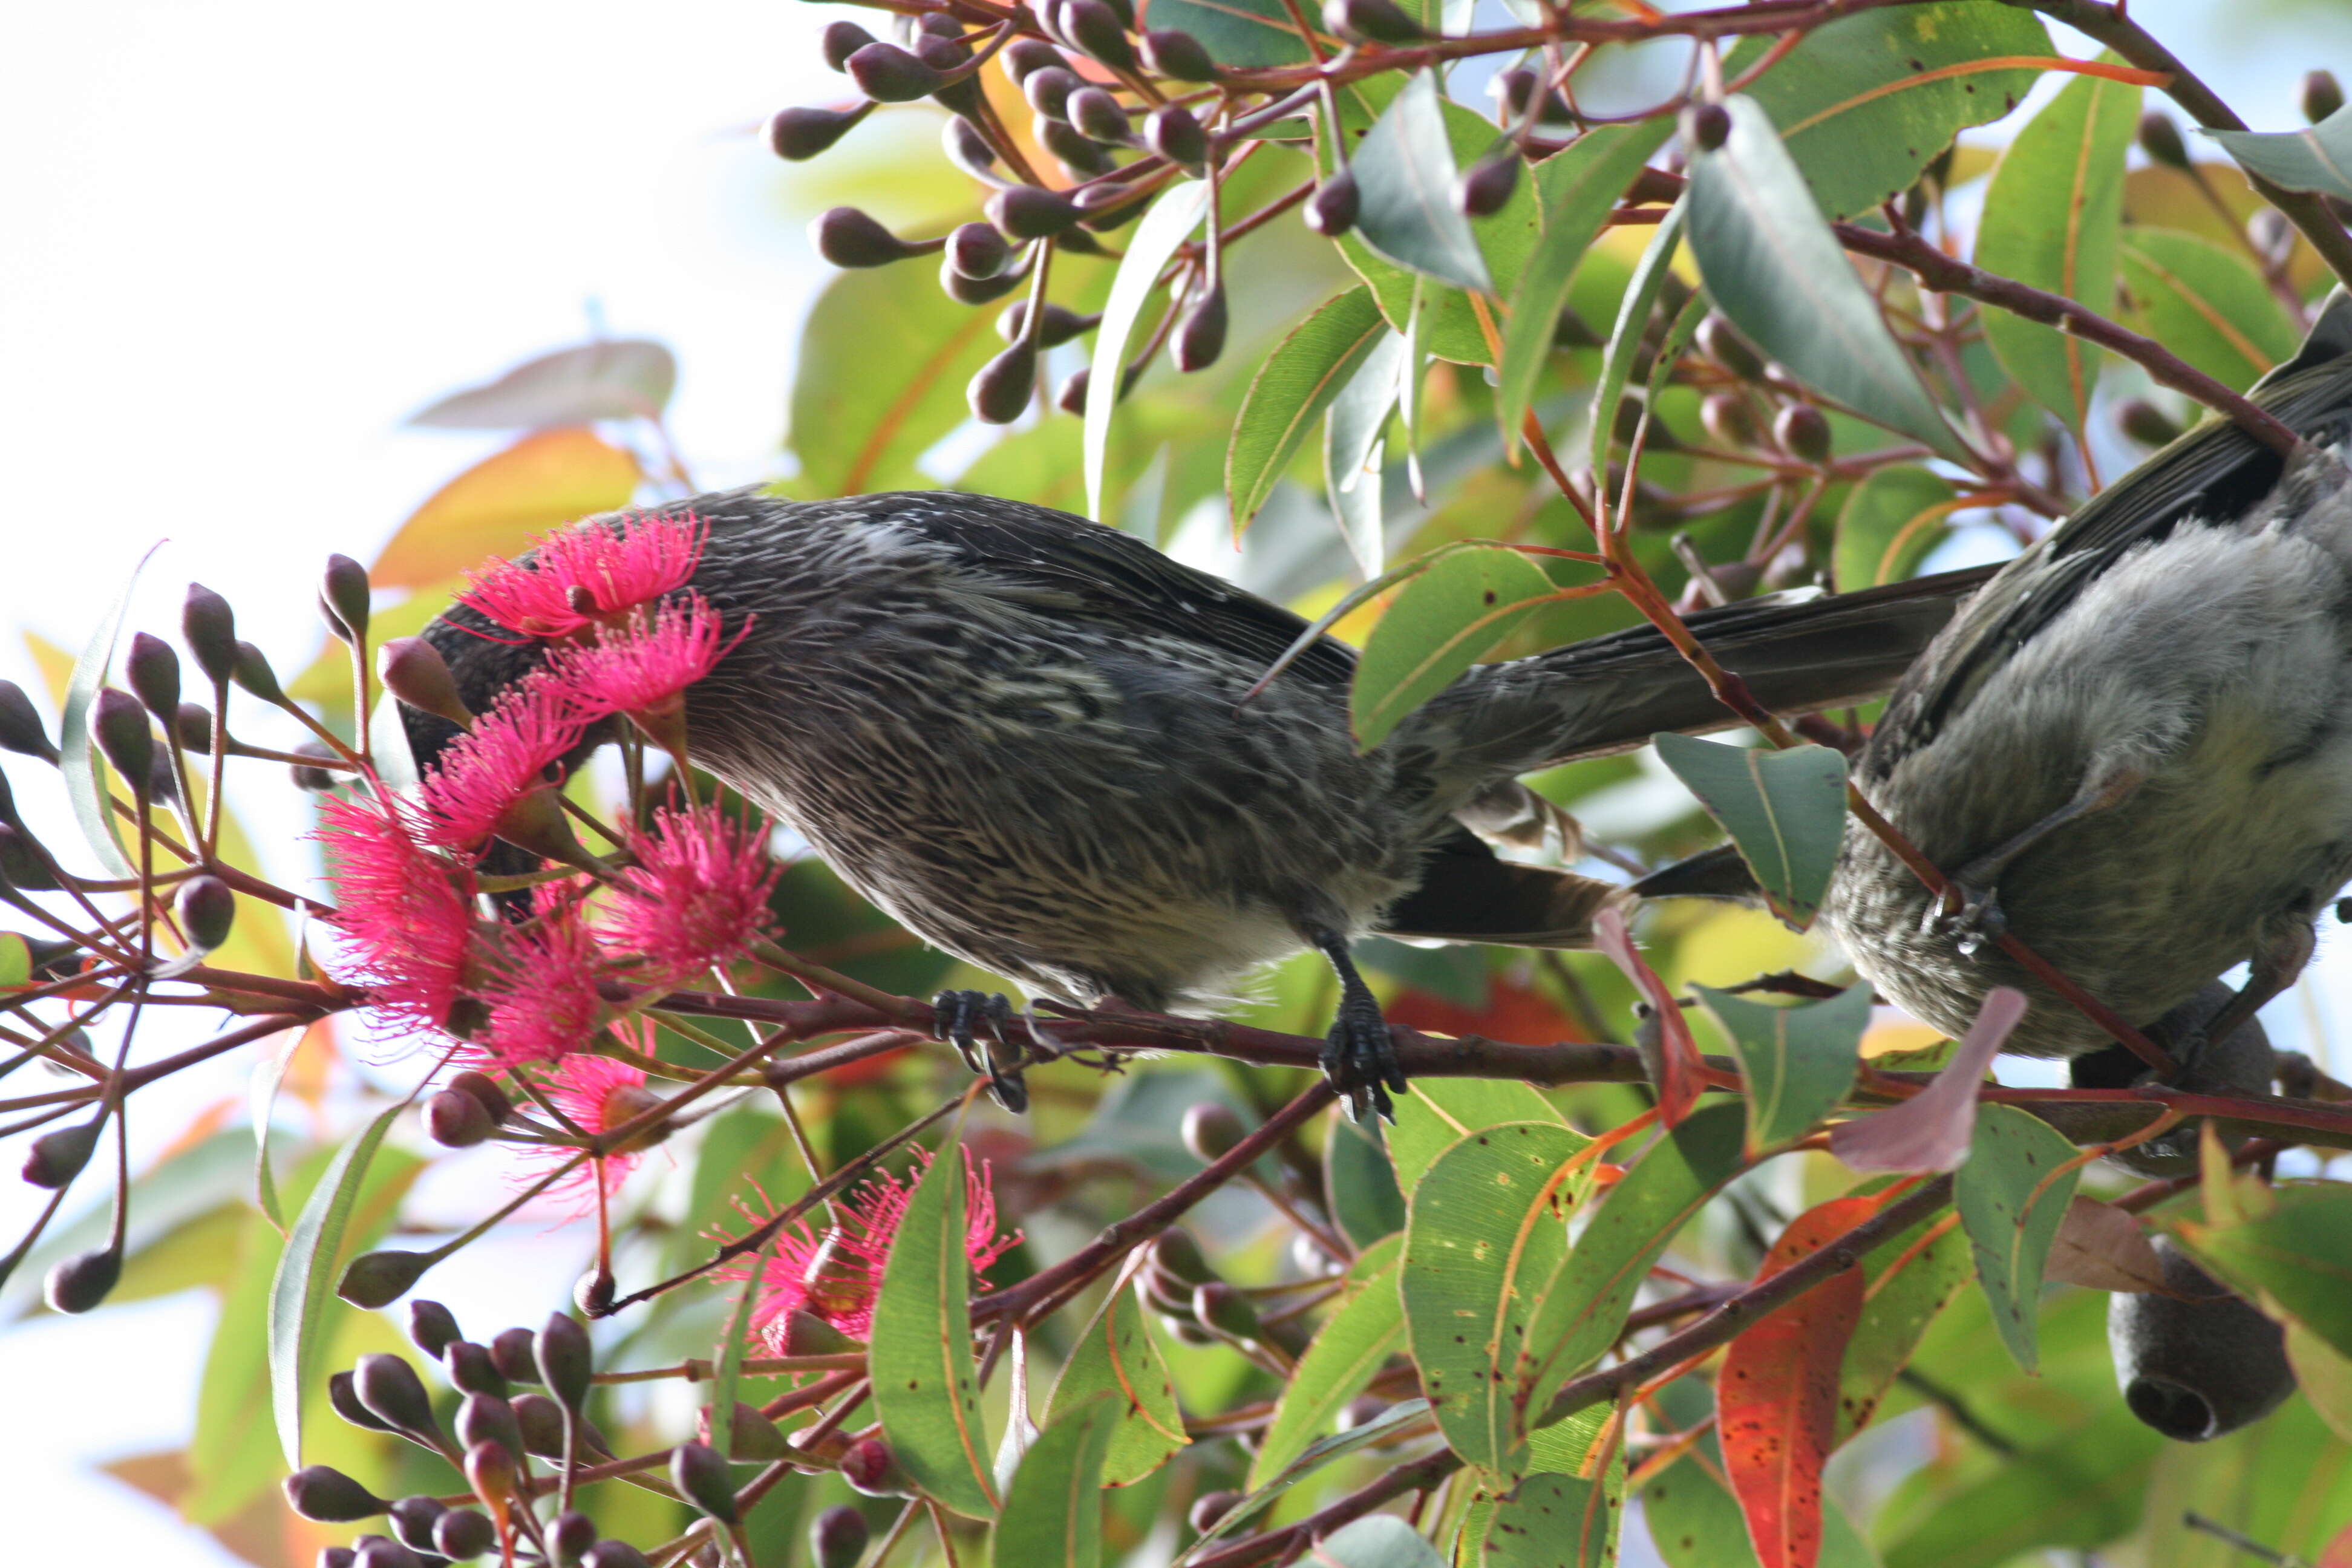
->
[850,491,1360,686]
[1869,289,2352,769]
[1376,825,1625,947]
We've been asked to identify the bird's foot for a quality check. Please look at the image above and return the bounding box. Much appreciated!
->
[1321,995,1407,1125]
[1924,880,2007,959]
[932,990,1029,1114]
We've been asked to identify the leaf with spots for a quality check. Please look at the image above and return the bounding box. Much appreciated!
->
[1353,545,1559,751]
[1954,1102,2082,1374]
[1719,1195,1875,1568]
[1250,1236,1406,1489]
[1642,1434,1882,1568]
[992,1395,1117,1568]
[1484,1468,1624,1568]
[1836,1206,1969,1442]
[1402,1121,1596,1475]
[1694,982,1867,1156]
[870,1143,998,1518]
[1388,1078,1573,1198]
[1515,1104,1749,1439]
[1044,1266,1190,1486]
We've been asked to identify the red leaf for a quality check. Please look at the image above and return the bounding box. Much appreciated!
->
[1593,907,1703,1126]
[1719,1194,1878,1568]
[1387,979,1592,1044]
[1829,987,2025,1173]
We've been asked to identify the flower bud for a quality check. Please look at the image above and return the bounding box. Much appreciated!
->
[351,1535,426,1568]
[1004,38,1068,83]
[457,1392,523,1458]
[1774,402,1832,462]
[840,1436,910,1497]
[44,1246,120,1313]
[547,1511,599,1566]
[1685,102,1731,152]
[944,114,999,180]
[408,1298,462,1359]
[1181,1102,1245,1162]
[22,1120,99,1189]
[512,1391,567,1457]
[1060,0,1136,71]
[230,641,284,704]
[1323,0,1425,44]
[812,206,941,269]
[93,690,155,799]
[339,1248,434,1308]
[462,1439,518,1507]
[1457,153,1520,218]
[1192,1280,1262,1342]
[283,743,338,793]
[426,1087,497,1148]
[671,1442,741,1524]
[809,1506,871,1568]
[1024,66,1082,122]
[2117,398,2181,448]
[822,21,875,70]
[1700,391,1759,449]
[1146,105,1208,168]
[376,638,473,731]
[1305,171,1360,237]
[584,1542,655,1568]
[354,1353,445,1442]
[2306,70,2344,125]
[436,1507,497,1561]
[2137,110,2190,171]
[969,341,1040,424]
[491,1326,540,1384]
[1174,282,1227,373]
[1189,1491,1243,1532]
[1040,117,1117,177]
[537,1311,594,1410]
[446,1070,513,1125]
[1141,28,1218,80]
[1069,87,1135,147]
[0,823,57,892]
[388,1495,446,1552]
[699,1399,792,1460]
[331,1370,394,1432]
[0,681,57,763]
[182,584,238,686]
[168,876,235,956]
[322,555,371,641]
[319,1547,357,1567]
[942,255,1028,305]
[174,703,212,753]
[2109,1238,2293,1441]
[845,41,944,103]
[948,221,1013,280]
[285,1466,391,1523]
[1697,313,1765,381]
[771,104,871,162]
[1056,367,1092,416]
[1491,68,1538,122]
[1150,1227,1216,1284]
[126,633,182,720]
[999,301,1094,348]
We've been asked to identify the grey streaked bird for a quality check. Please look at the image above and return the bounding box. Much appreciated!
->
[1658,290,2352,1079]
[410,488,1985,1120]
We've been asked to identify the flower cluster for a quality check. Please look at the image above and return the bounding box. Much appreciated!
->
[515,1045,667,1210]
[601,806,779,983]
[459,511,710,639]
[730,1154,1019,1346]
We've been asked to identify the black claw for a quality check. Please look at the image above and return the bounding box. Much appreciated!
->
[1324,1005,1400,1125]
[930,989,1030,1113]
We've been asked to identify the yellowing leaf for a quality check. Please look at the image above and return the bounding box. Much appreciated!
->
[371,428,639,589]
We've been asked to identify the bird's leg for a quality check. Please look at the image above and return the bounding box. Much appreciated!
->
[1929,763,2146,957]
[1305,927,1406,1125]
[931,990,1029,1112]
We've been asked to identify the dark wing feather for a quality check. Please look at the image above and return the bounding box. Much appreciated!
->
[1377,825,1622,947]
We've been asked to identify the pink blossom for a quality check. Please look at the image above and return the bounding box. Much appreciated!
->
[601,805,778,981]
[415,671,587,853]
[459,511,709,640]
[315,792,477,1046]
[547,596,741,724]
[517,1048,665,1208]
[477,895,606,1063]
[727,1152,1019,1347]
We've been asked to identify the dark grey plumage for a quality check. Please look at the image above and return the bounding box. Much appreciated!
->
[412,487,1983,1117]
[1821,289,2352,1065]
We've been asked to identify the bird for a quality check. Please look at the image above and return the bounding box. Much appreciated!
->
[1659,289,2352,1079]
[408,488,1987,1121]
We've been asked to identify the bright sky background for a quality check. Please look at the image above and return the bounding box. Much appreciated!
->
[4,2,2350,1562]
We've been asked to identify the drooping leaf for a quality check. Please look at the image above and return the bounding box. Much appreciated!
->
[1832,468,1962,592]
[993,1396,1117,1568]
[1653,735,1849,930]
[1517,1104,1749,1433]
[1719,1197,1874,1568]
[871,1143,999,1518]
[408,339,677,428]
[1146,0,1318,68]
[1694,983,1868,1155]
[1230,286,1391,533]
[370,429,641,589]
[1592,906,1704,1126]
[791,260,1001,500]
[1387,1077,1570,1199]
[58,541,160,878]
[266,1104,402,1468]
[1351,545,1556,751]
[2118,227,2301,392]
[250,1024,308,1233]
[1954,1102,2083,1373]
[1087,181,1211,520]
[1497,120,1676,449]
[1403,1122,1592,1475]
[2207,103,2352,201]
[1043,1270,1190,1485]
[2172,1181,2352,1360]
[2043,1195,2163,1293]
[1975,65,2140,430]
[1686,97,1967,460]
[1325,327,1410,577]
[1484,1469,1621,1568]
[1830,988,2025,1173]
[1324,1114,1408,1247]
[1880,1405,2162,1568]
[1837,1209,1969,1441]
[1250,1235,1406,1488]
[1727,3,2053,221]
[1314,1515,1448,1568]
[1590,205,1687,482]
[1352,71,1494,295]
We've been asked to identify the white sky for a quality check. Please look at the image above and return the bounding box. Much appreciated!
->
[2,2,2348,1563]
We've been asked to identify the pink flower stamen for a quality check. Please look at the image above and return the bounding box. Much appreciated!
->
[415,670,587,853]
[513,1047,665,1212]
[600,804,778,982]
[546,596,743,723]
[459,511,710,640]
[315,792,478,1048]
[477,895,606,1064]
